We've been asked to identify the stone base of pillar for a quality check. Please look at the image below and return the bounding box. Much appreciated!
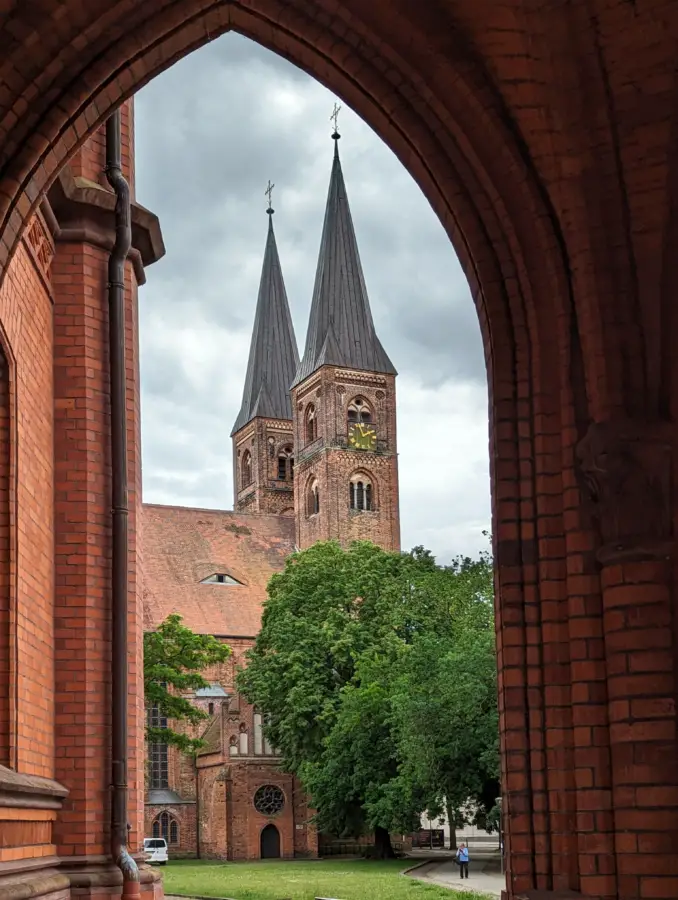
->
[0,868,70,900]
[60,856,162,899]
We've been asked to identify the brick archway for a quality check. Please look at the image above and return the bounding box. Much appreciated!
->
[1,3,678,900]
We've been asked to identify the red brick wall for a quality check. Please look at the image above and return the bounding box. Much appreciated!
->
[233,418,295,516]
[0,347,10,769]
[145,803,196,858]
[226,765,296,860]
[144,637,316,861]
[0,233,55,779]
[293,367,399,551]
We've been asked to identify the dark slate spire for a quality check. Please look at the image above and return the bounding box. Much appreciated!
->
[231,201,299,435]
[291,126,396,387]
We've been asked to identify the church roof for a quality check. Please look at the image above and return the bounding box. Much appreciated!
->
[292,135,396,387]
[231,212,299,435]
[142,504,295,637]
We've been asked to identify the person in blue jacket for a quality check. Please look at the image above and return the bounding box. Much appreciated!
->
[456,842,469,878]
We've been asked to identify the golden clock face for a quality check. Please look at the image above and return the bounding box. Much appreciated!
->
[348,422,377,451]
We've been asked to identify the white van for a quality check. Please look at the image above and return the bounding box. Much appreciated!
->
[143,837,169,865]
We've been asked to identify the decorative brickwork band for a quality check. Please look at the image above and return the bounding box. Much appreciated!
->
[576,421,673,564]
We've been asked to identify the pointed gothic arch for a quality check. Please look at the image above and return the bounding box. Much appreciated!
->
[306,477,320,517]
[241,450,252,489]
[0,4,672,897]
[304,404,317,444]
[347,396,373,426]
[152,811,180,846]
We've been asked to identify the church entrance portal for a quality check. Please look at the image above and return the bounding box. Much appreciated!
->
[260,824,281,859]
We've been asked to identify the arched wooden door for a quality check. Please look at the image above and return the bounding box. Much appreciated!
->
[260,824,281,859]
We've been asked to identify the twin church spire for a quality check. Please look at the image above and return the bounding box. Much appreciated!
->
[231,110,400,550]
[292,126,396,387]
[231,191,299,435]
[232,116,394,436]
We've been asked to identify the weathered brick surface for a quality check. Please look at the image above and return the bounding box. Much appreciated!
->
[143,639,315,861]
[293,367,399,551]
[145,803,197,858]
[233,418,295,516]
[0,3,676,899]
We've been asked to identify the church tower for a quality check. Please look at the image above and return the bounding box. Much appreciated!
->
[231,197,299,516]
[291,123,400,550]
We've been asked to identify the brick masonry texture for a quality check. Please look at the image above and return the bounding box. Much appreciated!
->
[233,418,295,517]
[292,368,399,551]
[0,3,677,900]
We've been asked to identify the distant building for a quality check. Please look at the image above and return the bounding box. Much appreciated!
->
[143,127,400,860]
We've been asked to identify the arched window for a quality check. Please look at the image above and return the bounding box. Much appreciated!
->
[349,473,374,511]
[305,404,317,444]
[153,811,179,845]
[229,735,238,757]
[241,450,252,488]
[307,478,320,517]
[277,444,294,482]
[347,397,372,426]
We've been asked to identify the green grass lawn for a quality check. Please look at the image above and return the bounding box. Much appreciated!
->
[162,858,489,900]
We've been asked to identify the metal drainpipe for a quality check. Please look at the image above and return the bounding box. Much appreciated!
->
[105,108,140,899]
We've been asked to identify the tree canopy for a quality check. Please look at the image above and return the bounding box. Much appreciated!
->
[145,613,231,754]
[237,540,499,853]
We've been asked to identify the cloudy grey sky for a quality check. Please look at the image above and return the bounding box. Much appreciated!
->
[134,33,490,563]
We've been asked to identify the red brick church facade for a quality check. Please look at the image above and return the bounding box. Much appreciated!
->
[142,127,402,860]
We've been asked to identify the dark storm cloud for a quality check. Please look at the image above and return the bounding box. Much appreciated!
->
[135,33,490,561]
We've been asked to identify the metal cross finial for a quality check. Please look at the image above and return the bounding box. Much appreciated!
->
[265,180,274,207]
[265,180,274,214]
[330,102,342,134]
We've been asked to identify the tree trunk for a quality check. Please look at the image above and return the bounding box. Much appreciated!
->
[446,801,458,850]
[374,826,396,859]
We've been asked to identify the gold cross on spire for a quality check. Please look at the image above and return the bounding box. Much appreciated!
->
[330,102,342,134]
[265,180,274,211]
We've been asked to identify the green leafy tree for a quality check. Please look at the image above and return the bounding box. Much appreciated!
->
[145,613,231,754]
[390,551,499,848]
[238,540,499,856]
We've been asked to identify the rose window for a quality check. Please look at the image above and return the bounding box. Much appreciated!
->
[253,784,285,816]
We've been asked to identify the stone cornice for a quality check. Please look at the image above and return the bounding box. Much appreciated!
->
[43,165,165,286]
[334,370,388,385]
[0,765,68,809]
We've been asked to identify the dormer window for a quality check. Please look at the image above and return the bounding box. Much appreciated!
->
[200,573,242,586]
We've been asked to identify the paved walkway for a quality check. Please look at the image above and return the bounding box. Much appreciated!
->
[407,855,506,898]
